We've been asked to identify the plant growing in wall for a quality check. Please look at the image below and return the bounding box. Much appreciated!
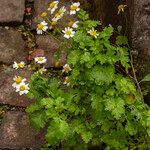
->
[12,1,150,149]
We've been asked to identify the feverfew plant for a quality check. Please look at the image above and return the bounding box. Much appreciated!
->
[14,1,150,149]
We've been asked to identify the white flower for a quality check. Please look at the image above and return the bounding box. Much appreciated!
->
[62,27,75,39]
[62,64,72,73]
[70,2,80,15]
[48,1,59,14]
[34,57,47,64]
[68,21,79,28]
[63,76,70,86]
[57,6,66,17]
[16,82,29,95]
[52,6,66,22]
[13,61,25,69]
[12,76,26,88]
[36,21,48,34]
[87,27,99,38]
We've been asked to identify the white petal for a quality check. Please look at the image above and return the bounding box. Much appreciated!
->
[19,91,23,95]
[76,8,80,11]
[42,26,48,31]
[41,21,48,26]
[12,83,16,88]
[37,30,43,34]
[70,11,76,15]
[62,30,65,33]
[64,34,70,39]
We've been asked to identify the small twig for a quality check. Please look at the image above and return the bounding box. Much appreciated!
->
[115,64,135,81]
[128,44,144,103]
[122,12,144,103]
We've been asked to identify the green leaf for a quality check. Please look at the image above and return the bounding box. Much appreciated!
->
[67,50,81,65]
[99,26,114,39]
[39,98,54,108]
[105,97,125,119]
[81,131,92,143]
[78,9,89,20]
[141,74,150,82]
[30,111,46,130]
[117,26,122,33]
[89,66,115,85]
[116,36,128,45]
[45,118,70,145]
[26,104,39,113]
[125,121,138,135]
[84,20,101,28]
[147,128,150,137]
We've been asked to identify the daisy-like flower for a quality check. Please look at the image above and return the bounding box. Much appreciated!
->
[88,27,99,38]
[57,6,66,17]
[118,4,127,14]
[68,21,79,28]
[62,27,75,39]
[13,61,25,69]
[34,57,47,64]
[48,1,59,14]
[70,2,80,15]
[52,6,66,22]
[62,64,72,73]
[12,76,26,88]
[63,77,70,86]
[36,21,48,34]
[16,82,29,95]
[41,12,47,17]
[51,21,57,26]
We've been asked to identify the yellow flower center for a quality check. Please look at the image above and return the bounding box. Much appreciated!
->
[54,13,60,18]
[15,77,22,84]
[51,21,57,26]
[19,85,25,91]
[58,9,63,15]
[18,63,23,68]
[68,21,74,27]
[90,30,97,36]
[118,5,127,13]
[66,30,71,35]
[71,5,77,11]
[41,12,47,17]
[38,57,43,61]
[37,24,44,30]
[64,77,69,83]
[64,66,70,72]
[50,2,55,8]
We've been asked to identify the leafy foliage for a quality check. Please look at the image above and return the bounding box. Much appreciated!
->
[141,74,150,82]
[26,10,150,149]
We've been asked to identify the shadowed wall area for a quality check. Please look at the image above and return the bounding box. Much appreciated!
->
[92,0,150,100]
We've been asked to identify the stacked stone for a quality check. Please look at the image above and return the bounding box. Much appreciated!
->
[0,0,81,149]
[0,0,42,149]
[0,0,61,149]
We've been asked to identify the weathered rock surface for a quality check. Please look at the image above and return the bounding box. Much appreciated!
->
[36,35,60,51]
[0,29,27,64]
[0,0,25,23]
[35,35,66,67]
[130,0,150,78]
[0,111,43,149]
[0,67,32,107]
